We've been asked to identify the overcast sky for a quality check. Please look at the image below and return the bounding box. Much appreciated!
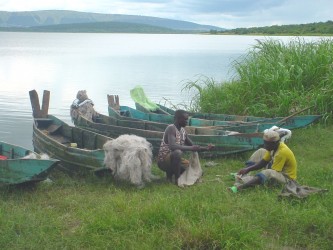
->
[1,0,332,29]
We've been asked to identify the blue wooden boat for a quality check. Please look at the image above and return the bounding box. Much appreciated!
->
[32,115,112,174]
[131,86,320,123]
[137,102,279,122]
[29,89,112,175]
[0,141,59,185]
[109,103,321,133]
[74,112,264,157]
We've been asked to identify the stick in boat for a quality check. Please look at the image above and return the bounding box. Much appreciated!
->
[107,94,120,111]
[277,105,315,124]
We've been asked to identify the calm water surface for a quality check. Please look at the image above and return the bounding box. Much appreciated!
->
[0,32,322,150]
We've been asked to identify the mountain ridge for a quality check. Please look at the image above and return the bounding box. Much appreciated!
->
[0,10,225,32]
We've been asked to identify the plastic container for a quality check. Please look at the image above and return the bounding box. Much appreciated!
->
[0,155,8,160]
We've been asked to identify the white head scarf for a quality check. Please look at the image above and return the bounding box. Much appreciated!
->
[263,130,280,142]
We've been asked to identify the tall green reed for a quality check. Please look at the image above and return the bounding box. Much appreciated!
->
[183,38,333,120]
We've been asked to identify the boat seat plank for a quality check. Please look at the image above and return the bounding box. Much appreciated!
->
[35,118,54,128]
[53,135,71,145]
[47,124,62,135]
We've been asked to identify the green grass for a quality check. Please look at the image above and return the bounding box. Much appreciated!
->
[182,38,333,122]
[1,124,332,249]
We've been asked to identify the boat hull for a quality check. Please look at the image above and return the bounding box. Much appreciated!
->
[75,114,263,157]
[113,105,321,132]
[32,115,111,174]
[0,141,58,185]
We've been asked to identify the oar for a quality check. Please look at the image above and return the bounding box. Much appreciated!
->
[206,105,315,130]
[276,105,315,124]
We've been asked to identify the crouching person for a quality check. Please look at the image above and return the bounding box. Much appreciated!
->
[157,109,214,185]
[229,130,297,193]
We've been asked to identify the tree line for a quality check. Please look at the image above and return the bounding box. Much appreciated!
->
[212,20,333,35]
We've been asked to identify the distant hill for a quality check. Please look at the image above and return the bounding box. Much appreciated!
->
[0,10,225,33]
[0,21,186,34]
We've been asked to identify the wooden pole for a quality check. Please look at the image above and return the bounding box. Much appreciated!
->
[41,90,50,117]
[29,89,50,118]
[29,89,41,118]
[107,94,120,110]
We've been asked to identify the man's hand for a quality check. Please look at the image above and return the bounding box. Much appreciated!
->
[200,144,215,151]
[238,168,250,175]
[192,144,215,152]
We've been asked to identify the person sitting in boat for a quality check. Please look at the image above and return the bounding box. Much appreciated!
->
[157,109,214,185]
[228,130,297,193]
[70,90,98,122]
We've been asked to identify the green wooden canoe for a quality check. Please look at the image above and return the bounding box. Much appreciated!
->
[74,112,264,157]
[0,141,59,185]
[32,115,112,174]
[113,105,321,132]
[136,97,320,123]
[138,102,278,122]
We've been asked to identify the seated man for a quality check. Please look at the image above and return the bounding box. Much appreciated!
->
[157,109,213,184]
[229,130,297,193]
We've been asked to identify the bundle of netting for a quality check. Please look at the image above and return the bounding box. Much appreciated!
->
[103,134,154,188]
[23,153,50,159]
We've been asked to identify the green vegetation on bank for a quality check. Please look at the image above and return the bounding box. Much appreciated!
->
[213,20,333,35]
[0,125,332,249]
[184,38,333,122]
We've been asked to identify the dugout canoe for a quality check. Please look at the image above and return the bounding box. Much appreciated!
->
[0,141,59,185]
[32,115,113,174]
[138,102,275,121]
[155,103,321,124]
[109,104,257,134]
[29,89,114,175]
[132,86,320,123]
[109,104,321,133]
[73,112,264,157]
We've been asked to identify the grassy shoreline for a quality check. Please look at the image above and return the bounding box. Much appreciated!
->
[1,123,332,249]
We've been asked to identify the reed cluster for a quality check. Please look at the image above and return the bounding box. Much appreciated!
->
[183,38,333,122]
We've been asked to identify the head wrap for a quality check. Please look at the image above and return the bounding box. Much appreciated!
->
[263,130,280,142]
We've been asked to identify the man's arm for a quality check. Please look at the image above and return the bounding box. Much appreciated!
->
[167,127,200,152]
[238,159,268,175]
[184,133,214,151]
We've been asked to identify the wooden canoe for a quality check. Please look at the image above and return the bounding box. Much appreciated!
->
[0,141,59,185]
[73,112,265,157]
[114,104,321,132]
[135,95,320,123]
[137,102,278,122]
[32,115,112,174]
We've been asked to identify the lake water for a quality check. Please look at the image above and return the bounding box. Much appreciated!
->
[0,32,322,150]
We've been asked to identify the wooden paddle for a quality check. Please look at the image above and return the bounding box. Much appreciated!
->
[277,105,315,124]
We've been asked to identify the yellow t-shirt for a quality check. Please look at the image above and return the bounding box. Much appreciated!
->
[262,142,297,180]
